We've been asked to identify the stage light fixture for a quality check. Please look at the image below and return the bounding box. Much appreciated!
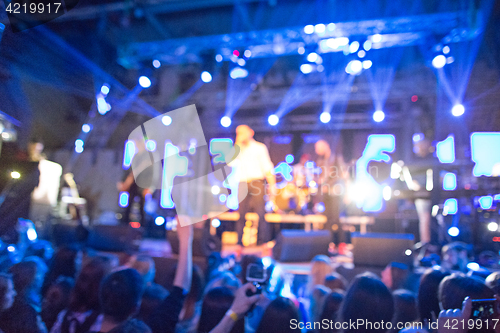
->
[230,67,248,79]
[237,58,246,66]
[10,171,20,179]
[307,52,319,63]
[371,34,382,43]
[139,76,152,88]
[362,60,372,69]
[220,116,231,127]
[146,140,156,152]
[349,41,360,53]
[268,114,279,126]
[162,115,172,126]
[97,97,111,115]
[244,50,252,58]
[448,226,460,237]
[155,216,165,226]
[451,104,464,117]
[201,71,212,83]
[75,146,84,154]
[488,222,498,232]
[300,64,314,74]
[432,55,446,69]
[327,23,336,31]
[304,25,314,34]
[152,59,161,68]
[443,46,450,54]
[298,47,305,55]
[314,24,325,34]
[346,60,362,75]
[317,65,324,72]
[358,50,366,58]
[211,185,221,195]
[215,54,223,62]
[319,112,331,123]
[363,40,372,51]
[82,124,91,133]
[232,50,240,57]
[100,84,110,96]
[405,249,412,256]
[373,110,385,122]
[211,218,221,228]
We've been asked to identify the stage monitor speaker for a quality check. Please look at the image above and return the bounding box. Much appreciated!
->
[168,227,221,257]
[351,232,414,267]
[87,225,143,252]
[273,230,331,263]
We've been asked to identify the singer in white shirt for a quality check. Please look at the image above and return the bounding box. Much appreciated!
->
[231,125,276,245]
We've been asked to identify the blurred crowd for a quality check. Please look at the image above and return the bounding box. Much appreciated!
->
[1,216,500,333]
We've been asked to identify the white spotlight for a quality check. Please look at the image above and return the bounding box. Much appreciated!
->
[155,216,165,226]
[320,112,331,123]
[215,54,223,62]
[304,25,314,34]
[211,218,221,228]
[139,76,152,88]
[152,60,161,68]
[220,116,232,128]
[100,84,110,95]
[82,124,91,133]
[201,71,212,83]
[346,60,362,75]
[314,24,325,34]
[244,50,252,58]
[373,110,385,122]
[371,34,382,43]
[211,185,221,195]
[307,52,319,63]
[349,41,360,53]
[488,222,498,232]
[432,55,446,69]
[448,226,460,237]
[161,115,172,126]
[451,104,465,117]
[362,60,372,69]
[268,114,279,126]
[300,64,314,74]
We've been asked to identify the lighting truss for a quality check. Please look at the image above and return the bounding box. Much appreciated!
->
[118,10,481,68]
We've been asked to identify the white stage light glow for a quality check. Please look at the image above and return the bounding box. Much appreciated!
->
[268,114,279,126]
[162,115,172,126]
[304,25,314,34]
[152,60,161,68]
[319,112,331,123]
[432,55,446,69]
[139,76,152,88]
[451,104,465,117]
[201,71,212,83]
[373,110,385,122]
[300,64,314,74]
[220,116,231,127]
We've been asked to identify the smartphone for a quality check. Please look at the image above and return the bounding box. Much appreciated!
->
[246,263,267,283]
[471,299,497,319]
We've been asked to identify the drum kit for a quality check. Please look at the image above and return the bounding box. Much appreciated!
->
[271,162,324,214]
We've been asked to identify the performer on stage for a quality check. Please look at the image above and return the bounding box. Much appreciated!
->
[314,139,347,245]
[231,125,276,246]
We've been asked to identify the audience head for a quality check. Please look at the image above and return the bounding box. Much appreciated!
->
[441,242,469,272]
[100,268,144,323]
[138,284,168,322]
[0,273,16,311]
[204,271,241,295]
[43,245,81,292]
[341,273,394,333]
[127,255,156,285]
[392,290,418,326]
[324,272,347,291]
[439,273,493,310]
[255,297,300,333]
[319,291,344,333]
[381,262,409,290]
[418,267,450,323]
[41,277,74,330]
[486,271,500,294]
[308,255,333,293]
[69,256,112,312]
[198,286,244,333]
